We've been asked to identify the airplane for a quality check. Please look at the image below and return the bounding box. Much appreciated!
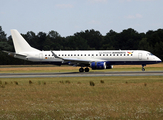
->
[3,29,162,72]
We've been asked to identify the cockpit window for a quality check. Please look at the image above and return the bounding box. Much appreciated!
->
[147,53,154,56]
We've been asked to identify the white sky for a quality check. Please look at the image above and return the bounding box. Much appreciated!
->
[1,0,163,37]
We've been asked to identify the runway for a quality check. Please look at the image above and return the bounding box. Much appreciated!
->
[0,71,163,78]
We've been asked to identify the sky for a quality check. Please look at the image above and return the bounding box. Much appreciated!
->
[1,0,163,37]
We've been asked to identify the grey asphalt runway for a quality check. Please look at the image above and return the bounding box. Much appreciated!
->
[0,71,163,78]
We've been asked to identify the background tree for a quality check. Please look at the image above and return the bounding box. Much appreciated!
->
[65,36,89,50]
[74,29,103,50]
[44,30,63,50]
[37,32,47,50]
[0,25,162,65]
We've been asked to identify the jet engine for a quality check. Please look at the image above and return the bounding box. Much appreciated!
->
[91,62,106,70]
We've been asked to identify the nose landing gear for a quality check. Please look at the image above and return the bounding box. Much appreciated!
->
[142,67,145,71]
[142,64,146,71]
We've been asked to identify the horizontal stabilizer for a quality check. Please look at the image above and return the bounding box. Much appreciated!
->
[3,50,15,57]
[3,50,27,58]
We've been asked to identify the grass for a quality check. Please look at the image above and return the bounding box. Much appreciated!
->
[0,65,79,73]
[0,76,163,119]
[0,63,163,73]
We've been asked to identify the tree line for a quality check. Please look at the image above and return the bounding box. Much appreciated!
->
[0,26,163,65]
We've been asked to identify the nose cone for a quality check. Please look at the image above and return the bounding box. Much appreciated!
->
[156,57,162,63]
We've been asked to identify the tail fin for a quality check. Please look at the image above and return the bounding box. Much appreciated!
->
[11,29,40,53]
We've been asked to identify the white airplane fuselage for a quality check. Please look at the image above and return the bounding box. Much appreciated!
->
[16,50,160,65]
[14,50,161,72]
[4,29,162,72]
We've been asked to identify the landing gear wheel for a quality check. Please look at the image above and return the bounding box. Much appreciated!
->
[142,65,146,71]
[142,68,145,71]
[85,68,89,72]
[79,68,84,72]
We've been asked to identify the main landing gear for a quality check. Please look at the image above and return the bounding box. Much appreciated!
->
[79,67,89,72]
[142,65,146,71]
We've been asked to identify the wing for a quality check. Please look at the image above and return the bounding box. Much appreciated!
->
[51,51,103,66]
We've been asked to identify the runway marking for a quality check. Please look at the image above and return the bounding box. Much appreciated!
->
[0,71,163,78]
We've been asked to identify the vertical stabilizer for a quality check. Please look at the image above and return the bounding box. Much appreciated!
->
[11,29,40,53]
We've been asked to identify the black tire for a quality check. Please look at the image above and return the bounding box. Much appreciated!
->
[142,68,145,71]
[79,68,84,72]
[85,68,89,72]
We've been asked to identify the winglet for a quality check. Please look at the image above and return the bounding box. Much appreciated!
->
[51,51,63,60]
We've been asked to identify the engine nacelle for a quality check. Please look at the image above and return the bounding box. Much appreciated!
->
[91,62,106,70]
[106,65,113,69]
